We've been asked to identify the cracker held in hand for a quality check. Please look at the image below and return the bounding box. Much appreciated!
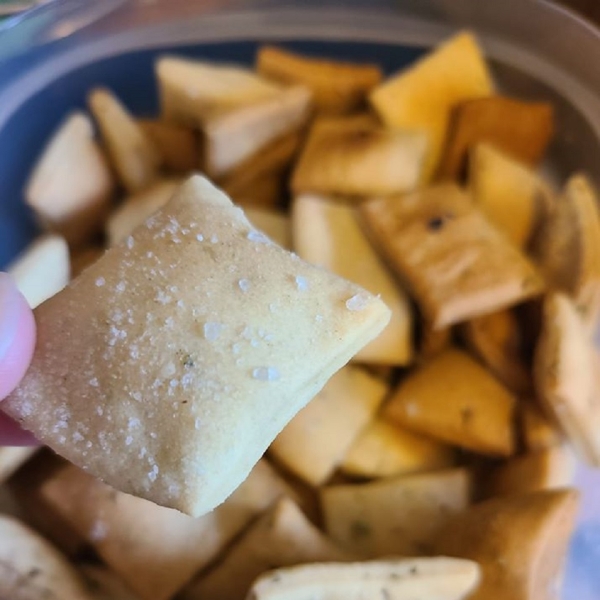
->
[361,184,544,329]
[3,175,390,517]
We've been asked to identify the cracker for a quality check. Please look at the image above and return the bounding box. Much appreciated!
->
[531,174,600,328]
[469,143,553,247]
[8,234,70,307]
[182,497,350,600]
[269,366,388,486]
[106,179,181,246]
[520,402,563,453]
[462,309,531,394]
[434,489,579,600]
[25,113,114,247]
[4,175,390,516]
[248,558,480,600]
[361,184,545,329]
[534,292,600,466]
[321,468,470,557]
[293,194,413,365]
[156,57,283,126]
[20,459,289,600]
[88,88,161,193]
[341,417,455,479]
[369,31,493,180]
[291,117,427,196]
[485,445,575,498]
[439,96,554,179]
[138,119,199,173]
[0,514,93,600]
[204,85,311,178]
[383,349,516,457]
[257,45,382,114]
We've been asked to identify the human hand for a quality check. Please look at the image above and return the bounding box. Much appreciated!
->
[0,272,37,444]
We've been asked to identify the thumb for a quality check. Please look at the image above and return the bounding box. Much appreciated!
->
[0,272,36,399]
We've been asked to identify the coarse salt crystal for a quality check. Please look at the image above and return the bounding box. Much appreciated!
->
[95,277,105,287]
[196,233,204,242]
[148,465,159,482]
[247,230,269,244]
[211,234,219,243]
[96,406,104,416]
[295,275,309,291]
[194,417,201,430]
[128,417,141,429]
[345,293,369,311]
[204,322,223,342]
[238,278,251,292]
[252,366,281,382]
[116,281,126,293]
[126,236,134,249]
[89,377,99,387]
[125,435,134,446]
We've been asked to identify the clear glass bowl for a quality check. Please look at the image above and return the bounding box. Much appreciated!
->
[0,1,598,597]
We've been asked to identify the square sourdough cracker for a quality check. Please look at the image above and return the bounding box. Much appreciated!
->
[360,184,545,329]
[3,175,390,517]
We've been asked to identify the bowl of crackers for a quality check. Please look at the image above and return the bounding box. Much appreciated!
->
[0,1,599,599]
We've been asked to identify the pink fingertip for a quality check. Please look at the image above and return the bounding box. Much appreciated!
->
[0,411,38,446]
[0,272,36,399]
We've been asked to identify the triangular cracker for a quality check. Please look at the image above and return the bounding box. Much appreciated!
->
[25,112,114,247]
[383,349,516,456]
[88,88,161,193]
[156,57,283,126]
[4,175,390,517]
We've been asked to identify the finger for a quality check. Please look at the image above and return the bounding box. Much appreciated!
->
[0,411,38,445]
[0,272,36,399]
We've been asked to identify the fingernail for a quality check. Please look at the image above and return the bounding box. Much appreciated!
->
[0,273,22,363]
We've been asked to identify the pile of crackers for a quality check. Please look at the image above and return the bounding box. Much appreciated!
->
[1,31,599,600]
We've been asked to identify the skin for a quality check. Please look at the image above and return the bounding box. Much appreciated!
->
[0,272,36,444]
